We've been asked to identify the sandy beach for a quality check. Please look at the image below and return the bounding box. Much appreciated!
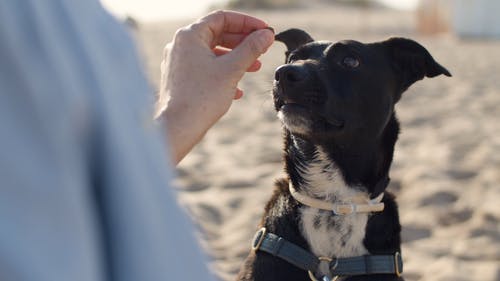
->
[134,4,500,281]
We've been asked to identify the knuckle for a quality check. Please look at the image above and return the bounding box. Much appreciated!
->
[174,27,188,38]
[188,22,204,34]
[173,26,193,43]
[209,9,226,19]
[200,10,226,30]
[175,23,207,43]
[162,43,173,59]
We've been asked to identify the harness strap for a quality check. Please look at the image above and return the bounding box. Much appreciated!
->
[330,253,402,276]
[252,228,318,271]
[252,228,403,277]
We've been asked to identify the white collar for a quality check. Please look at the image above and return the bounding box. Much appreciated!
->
[289,181,385,215]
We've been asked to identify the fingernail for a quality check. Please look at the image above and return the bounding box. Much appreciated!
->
[251,27,274,34]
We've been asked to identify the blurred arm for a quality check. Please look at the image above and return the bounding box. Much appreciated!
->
[0,1,217,280]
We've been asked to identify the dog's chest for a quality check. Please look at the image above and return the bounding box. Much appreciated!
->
[299,207,369,279]
[299,207,369,259]
[295,148,369,267]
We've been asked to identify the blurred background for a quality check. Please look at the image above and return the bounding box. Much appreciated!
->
[100,1,500,281]
[101,0,500,38]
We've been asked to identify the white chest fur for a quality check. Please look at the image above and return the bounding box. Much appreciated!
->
[300,207,369,259]
[295,147,370,275]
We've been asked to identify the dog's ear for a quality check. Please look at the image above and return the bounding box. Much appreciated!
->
[382,37,451,97]
[275,28,314,59]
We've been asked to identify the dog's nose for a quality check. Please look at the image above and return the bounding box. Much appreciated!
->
[275,65,307,83]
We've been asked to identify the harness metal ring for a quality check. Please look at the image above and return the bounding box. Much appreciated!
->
[307,256,338,281]
[318,256,333,263]
[329,257,339,270]
[394,251,402,277]
[308,271,339,281]
[252,227,266,251]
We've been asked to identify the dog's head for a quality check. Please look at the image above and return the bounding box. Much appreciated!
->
[273,28,451,144]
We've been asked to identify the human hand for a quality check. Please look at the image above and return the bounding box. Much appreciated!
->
[157,10,274,163]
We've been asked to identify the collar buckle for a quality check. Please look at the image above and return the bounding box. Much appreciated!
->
[333,203,357,215]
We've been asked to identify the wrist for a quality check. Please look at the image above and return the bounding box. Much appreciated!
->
[159,94,220,164]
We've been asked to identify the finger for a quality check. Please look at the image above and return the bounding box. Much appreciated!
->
[213,47,262,72]
[213,46,231,56]
[203,10,268,34]
[218,27,275,49]
[247,60,262,72]
[234,88,244,100]
[217,33,247,49]
[220,29,274,74]
[196,10,269,46]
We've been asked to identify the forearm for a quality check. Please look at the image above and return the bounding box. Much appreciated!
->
[158,99,220,165]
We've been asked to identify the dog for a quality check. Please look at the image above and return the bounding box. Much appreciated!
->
[236,29,451,281]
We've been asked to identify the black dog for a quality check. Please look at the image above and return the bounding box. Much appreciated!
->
[236,29,451,281]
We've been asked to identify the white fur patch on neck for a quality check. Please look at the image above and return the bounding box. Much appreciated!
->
[277,110,312,136]
[295,146,370,277]
[296,146,367,200]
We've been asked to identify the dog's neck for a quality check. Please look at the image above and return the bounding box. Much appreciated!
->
[284,115,399,200]
[286,139,363,202]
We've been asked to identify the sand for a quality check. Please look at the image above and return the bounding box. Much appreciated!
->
[134,4,500,281]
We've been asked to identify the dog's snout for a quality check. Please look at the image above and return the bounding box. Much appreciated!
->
[275,65,307,83]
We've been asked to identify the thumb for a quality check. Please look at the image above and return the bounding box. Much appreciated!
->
[221,29,274,74]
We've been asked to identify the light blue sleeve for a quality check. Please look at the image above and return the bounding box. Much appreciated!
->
[0,1,216,281]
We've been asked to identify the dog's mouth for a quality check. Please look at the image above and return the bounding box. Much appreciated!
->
[279,98,307,111]
[276,97,345,132]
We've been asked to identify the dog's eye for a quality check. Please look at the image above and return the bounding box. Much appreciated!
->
[342,56,360,68]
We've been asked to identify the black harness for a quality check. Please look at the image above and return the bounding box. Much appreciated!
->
[252,228,403,280]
